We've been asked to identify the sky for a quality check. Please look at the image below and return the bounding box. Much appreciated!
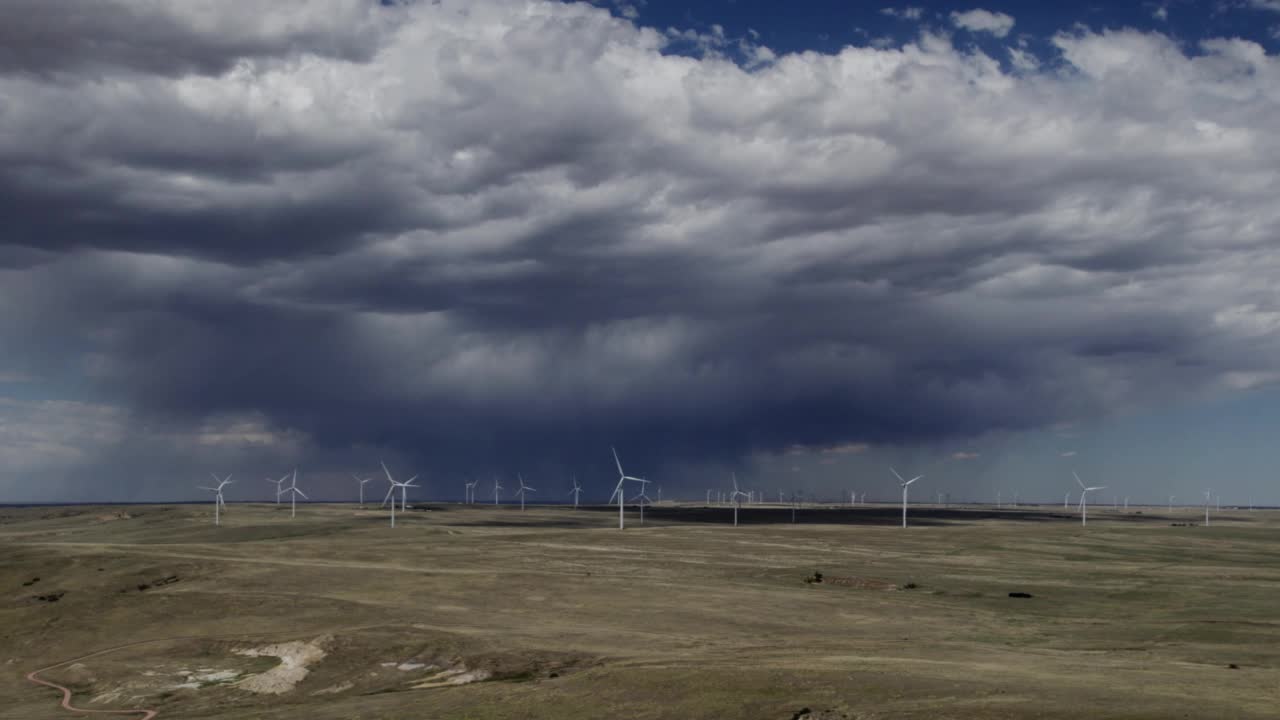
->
[1,0,1279,505]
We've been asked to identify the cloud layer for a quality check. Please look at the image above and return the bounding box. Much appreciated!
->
[2,0,1279,497]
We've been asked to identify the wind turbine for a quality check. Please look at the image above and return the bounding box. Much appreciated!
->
[266,475,287,504]
[353,474,373,507]
[610,447,645,529]
[1204,489,1212,527]
[379,461,418,528]
[378,458,419,515]
[730,473,749,527]
[629,479,653,525]
[280,469,307,519]
[890,466,921,527]
[1073,472,1105,526]
[493,476,503,505]
[464,478,478,504]
[515,474,536,511]
[198,474,232,526]
[568,476,582,509]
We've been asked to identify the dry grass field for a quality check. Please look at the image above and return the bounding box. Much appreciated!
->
[2,501,1277,719]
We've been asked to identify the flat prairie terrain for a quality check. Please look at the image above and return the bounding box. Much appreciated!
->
[2,501,1277,719]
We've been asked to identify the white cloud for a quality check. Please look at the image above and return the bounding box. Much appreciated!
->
[881,7,924,20]
[950,9,1016,37]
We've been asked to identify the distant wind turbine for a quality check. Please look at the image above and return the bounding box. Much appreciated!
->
[629,480,653,525]
[464,478,478,504]
[730,473,749,527]
[515,474,536,511]
[891,468,922,529]
[280,469,307,519]
[380,461,418,528]
[353,474,372,507]
[266,475,287,504]
[610,447,645,529]
[493,476,503,505]
[1204,489,1212,527]
[199,474,232,526]
[569,476,582,509]
[1073,472,1105,526]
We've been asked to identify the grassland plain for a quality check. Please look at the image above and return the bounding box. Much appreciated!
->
[2,501,1277,719]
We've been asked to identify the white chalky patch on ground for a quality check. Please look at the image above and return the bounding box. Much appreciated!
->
[411,666,492,689]
[233,638,328,695]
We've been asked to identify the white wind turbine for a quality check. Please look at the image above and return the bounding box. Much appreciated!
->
[1073,472,1105,526]
[568,476,582,509]
[515,474,536,510]
[280,469,307,519]
[730,472,749,527]
[198,474,232,526]
[609,447,646,530]
[353,474,373,507]
[379,461,419,528]
[1168,495,1176,512]
[493,476,503,505]
[1204,489,1212,527]
[629,479,652,525]
[891,468,922,529]
[266,474,287,504]
[464,478,478,504]
[380,461,418,512]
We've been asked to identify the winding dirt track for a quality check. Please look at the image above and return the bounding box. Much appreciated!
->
[23,639,187,719]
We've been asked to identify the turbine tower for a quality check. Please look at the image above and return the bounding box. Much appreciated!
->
[891,468,922,529]
[1073,472,1105,526]
[198,474,232,526]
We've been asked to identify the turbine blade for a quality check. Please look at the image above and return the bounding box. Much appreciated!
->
[381,460,395,484]
[612,446,624,476]
[1073,471,1085,489]
[294,489,308,500]
[890,467,905,483]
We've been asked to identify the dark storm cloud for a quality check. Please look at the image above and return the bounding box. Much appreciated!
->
[0,0,392,78]
[1,0,1279,498]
